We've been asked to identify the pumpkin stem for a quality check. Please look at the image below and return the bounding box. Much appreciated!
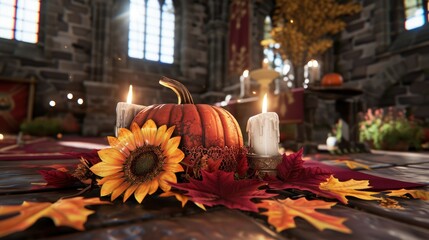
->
[159,76,194,104]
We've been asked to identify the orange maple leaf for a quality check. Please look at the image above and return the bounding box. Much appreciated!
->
[319,176,381,204]
[160,191,206,210]
[257,198,351,234]
[386,188,429,200]
[0,197,110,238]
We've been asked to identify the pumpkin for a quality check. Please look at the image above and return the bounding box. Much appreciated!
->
[321,73,343,86]
[133,77,245,176]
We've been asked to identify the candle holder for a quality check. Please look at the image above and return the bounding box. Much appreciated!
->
[247,153,282,178]
[249,68,280,95]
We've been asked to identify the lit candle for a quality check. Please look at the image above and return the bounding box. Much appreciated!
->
[246,94,280,156]
[116,85,145,136]
[262,58,270,69]
[240,69,249,98]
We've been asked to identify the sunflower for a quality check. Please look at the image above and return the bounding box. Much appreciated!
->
[90,120,184,203]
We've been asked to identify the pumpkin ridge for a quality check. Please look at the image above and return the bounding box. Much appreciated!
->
[195,104,206,148]
[147,104,162,120]
[220,107,244,146]
[213,106,234,146]
[209,106,225,147]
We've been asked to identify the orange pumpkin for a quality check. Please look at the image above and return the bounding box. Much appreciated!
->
[133,77,244,176]
[321,73,343,86]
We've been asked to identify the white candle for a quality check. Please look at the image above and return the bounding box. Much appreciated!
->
[116,85,145,135]
[240,69,249,98]
[246,94,280,156]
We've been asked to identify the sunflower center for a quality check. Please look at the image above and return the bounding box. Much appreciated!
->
[124,145,164,183]
[132,151,157,176]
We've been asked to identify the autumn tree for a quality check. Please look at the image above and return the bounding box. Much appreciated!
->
[271,0,361,87]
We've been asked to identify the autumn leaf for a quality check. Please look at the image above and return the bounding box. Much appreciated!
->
[169,170,277,212]
[319,176,381,204]
[0,197,110,238]
[160,191,206,210]
[267,148,331,196]
[386,188,429,200]
[38,169,82,188]
[235,151,249,178]
[334,160,371,170]
[257,198,351,234]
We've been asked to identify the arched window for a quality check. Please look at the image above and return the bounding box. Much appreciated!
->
[128,0,175,63]
[404,0,428,30]
[0,0,41,43]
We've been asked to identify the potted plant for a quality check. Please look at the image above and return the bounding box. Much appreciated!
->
[359,108,423,151]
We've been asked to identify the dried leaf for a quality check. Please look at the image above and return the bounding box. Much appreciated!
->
[160,191,206,210]
[319,176,381,204]
[38,169,81,188]
[386,188,429,200]
[257,198,351,234]
[378,198,404,209]
[170,170,276,212]
[334,160,371,170]
[268,148,331,196]
[63,149,101,165]
[0,197,110,238]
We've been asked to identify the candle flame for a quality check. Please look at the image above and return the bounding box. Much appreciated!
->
[243,69,249,77]
[262,93,268,113]
[126,85,133,104]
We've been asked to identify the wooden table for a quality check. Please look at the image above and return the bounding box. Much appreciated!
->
[1,151,429,239]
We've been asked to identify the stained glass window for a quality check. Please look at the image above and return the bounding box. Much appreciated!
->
[0,0,40,43]
[128,0,175,63]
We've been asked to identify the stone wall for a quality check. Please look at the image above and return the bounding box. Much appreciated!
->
[335,0,429,120]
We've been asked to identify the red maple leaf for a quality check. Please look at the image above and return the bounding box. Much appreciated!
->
[267,148,331,196]
[38,170,81,188]
[170,170,276,212]
[235,150,249,178]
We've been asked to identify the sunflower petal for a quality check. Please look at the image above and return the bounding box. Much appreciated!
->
[100,179,124,196]
[160,125,176,148]
[123,184,139,202]
[107,136,130,156]
[165,149,185,164]
[111,181,131,201]
[164,136,181,156]
[131,122,144,147]
[154,125,167,146]
[90,162,123,177]
[97,172,124,185]
[159,171,177,192]
[163,163,184,173]
[118,128,136,151]
[141,119,157,145]
[148,179,159,195]
[135,182,150,203]
[98,148,125,165]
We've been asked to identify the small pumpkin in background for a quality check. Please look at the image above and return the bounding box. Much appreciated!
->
[133,77,246,178]
[321,73,343,86]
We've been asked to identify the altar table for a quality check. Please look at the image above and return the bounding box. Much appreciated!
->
[0,141,428,239]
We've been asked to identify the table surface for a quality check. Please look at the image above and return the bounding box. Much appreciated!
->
[1,149,429,240]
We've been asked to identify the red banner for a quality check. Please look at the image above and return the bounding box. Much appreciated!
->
[0,81,30,133]
[228,0,251,75]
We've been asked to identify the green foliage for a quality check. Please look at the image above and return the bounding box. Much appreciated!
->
[20,117,62,136]
[359,108,423,150]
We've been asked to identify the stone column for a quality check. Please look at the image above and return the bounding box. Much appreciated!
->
[90,0,113,83]
[201,0,229,103]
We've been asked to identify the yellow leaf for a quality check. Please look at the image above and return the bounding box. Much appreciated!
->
[319,176,381,204]
[0,197,110,238]
[257,198,351,234]
[334,160,371,170]
[159,191,206,211]
[387,188,429,200]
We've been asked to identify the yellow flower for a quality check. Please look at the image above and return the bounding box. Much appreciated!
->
[90,120,184,203]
